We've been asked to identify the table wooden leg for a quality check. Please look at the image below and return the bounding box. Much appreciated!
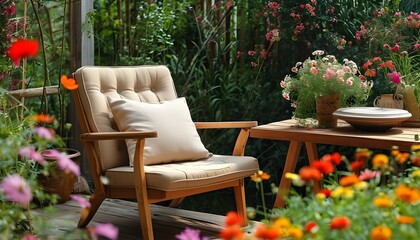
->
[305,142,322,193]
[273,141,302,208]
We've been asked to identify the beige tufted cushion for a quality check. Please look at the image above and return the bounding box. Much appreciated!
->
[107,97,210,166]
[105,155,259,191]
[74,66,178,171]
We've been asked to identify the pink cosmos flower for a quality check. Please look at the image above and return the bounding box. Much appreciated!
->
[89,223,119,240]
[0,174,33,207]
[176,227,209,240]
[391,44,400,52]
[18,146,48,166]
[42,149,80,176]
[387,71,402,84]
[414,43,420,51]
[291,67,298,73]
[34,127,54,140]
[70,194,91,209]
[359,169,380,181]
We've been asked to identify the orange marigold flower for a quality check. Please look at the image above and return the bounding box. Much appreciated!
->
[330,216,351,230]
[373,196,394,208]
[253,224,281,239]
[364,68,376,77]
[321,152,341,165]
[251,170,270,183]
[61,75,79,90]
[395,184,420,203]
[355,148,372,161]
[379,60,395,69]
[299,166,322,182]
[287,226,303,239]
[396,215,415,224]
[339,174,360,187]
[312,160,334,174]
[273,217,291,229]
[396,152,410,164]
[411,144,420,152]
[30,113,55,124]
[370,225,392,240]
[7,39,39,66]
[372,154,389,168]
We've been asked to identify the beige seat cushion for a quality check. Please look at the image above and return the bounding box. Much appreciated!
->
[107,97,211,166]
[105,155,259,191]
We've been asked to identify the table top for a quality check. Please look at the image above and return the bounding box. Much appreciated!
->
[250,119,419,152]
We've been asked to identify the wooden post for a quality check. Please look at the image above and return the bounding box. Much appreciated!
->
[69,0,94,186]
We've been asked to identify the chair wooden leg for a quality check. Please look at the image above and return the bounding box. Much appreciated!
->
[233,179,247,226]
[168,197,185,207]
[136,192,154,240]
[78,190,106,228]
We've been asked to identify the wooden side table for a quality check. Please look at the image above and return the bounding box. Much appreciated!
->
[250,119,418,207]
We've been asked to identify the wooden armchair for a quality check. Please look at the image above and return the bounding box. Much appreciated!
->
[72,65,259,240]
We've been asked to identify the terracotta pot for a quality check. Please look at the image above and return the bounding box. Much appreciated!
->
[373,93,404,109]
[38,148,80,203]
[316,94,340,128]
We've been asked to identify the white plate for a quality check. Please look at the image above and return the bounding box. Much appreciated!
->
[333,107,412,131]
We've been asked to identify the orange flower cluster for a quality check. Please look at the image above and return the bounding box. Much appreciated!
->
[298,152,341,182]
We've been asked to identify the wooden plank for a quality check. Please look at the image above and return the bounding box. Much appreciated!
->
[7,85,59,98]
[34,198,227,239]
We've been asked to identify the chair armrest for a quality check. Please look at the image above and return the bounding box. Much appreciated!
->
[194,121,258,156]
[194,121,257,129]
[80,131,157,141]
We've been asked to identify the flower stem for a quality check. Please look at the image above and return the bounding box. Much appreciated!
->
[259,181,268,220]
[26,205,33,234]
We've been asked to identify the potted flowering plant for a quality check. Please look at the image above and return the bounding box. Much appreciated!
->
[356,9,420,123]
[280,50,372,128]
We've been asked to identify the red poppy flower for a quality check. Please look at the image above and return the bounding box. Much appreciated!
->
[319,189,332,197]
[330,216,351,230]
[312,160,334,174]
[305,221,318,232]
[350,160,365,172]
[7,39,39,66]
[322,152,341,165]
[299,166,322,182]
[61,75,79,90]
[220,225,244,240]
[225,211,243,227]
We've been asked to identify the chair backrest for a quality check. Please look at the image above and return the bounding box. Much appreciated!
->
[73,66,177,171]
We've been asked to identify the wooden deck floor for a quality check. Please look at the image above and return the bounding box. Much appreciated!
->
[34,198,228,239]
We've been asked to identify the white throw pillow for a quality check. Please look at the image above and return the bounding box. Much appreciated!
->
[107,97,211,166]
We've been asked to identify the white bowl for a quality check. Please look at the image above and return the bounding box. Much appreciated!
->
[333,107,412,131]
